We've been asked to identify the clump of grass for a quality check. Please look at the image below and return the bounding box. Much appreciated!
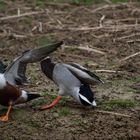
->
[36,0,46,7]
[59,99,67,106]
[127,76,140,83]
[98,99,140,111]
[21,17,33,26]
[25,120,40,128]
[0,1,7,11]
[26,64,38,81]
[34,36,51,47]
[72,118,82,125]
[58,107,72,116]
[31,98,47,107]
[127,88,139,94]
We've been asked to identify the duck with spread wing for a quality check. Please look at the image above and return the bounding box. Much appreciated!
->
[0,41,62,121]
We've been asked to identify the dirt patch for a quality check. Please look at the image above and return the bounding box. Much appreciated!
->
[0,1,140,140]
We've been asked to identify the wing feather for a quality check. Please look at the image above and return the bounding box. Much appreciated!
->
[4,41,63,85]
[64,63,104,85]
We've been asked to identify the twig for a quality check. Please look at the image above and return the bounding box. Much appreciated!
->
[116,33,140,40]
[17,8,21,16]
[66,6,94,19]
[64,45,106,55]
[66,6,84,19]
[131,8,140,15]
[39,22,43,32]
[56,19,63,25]
[127,39,140,43]
[95,70,123,73]
[0,32,27,38]
[67,26,101,31]
[91,34,100,39]
[92,3,130,13]
[0,11,44,21]
[95,110,131,118]
[121,51,140,61]
[99,15,105,27]
[32,26,38,31]
[65,24,140,32]
[78,46,106,55]
[12,33,27,39]
[58,52,97,61]
[105,18,140,24]
[92,5,111,13]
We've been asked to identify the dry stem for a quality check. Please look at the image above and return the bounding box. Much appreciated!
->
[0,11,44,21]
[121,51,140,61]
[64,45,106,55]
[95,70,123,73]
[95,110,131,118]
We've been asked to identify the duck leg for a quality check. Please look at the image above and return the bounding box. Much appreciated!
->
[40,96,62,110]
[0,102,12,122]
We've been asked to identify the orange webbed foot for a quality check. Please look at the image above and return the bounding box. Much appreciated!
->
[0,104,12,122]
[40,104,54,110]
[40,96,62,110]
[0,115,9,122]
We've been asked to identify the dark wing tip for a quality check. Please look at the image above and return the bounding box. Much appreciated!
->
[87,70,104,84]
[50,40,63,48]
[50,41,63,50]
[55,41,63,46]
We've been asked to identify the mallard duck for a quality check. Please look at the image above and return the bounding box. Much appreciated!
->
[40,57,103,110]
[0,41,63,121]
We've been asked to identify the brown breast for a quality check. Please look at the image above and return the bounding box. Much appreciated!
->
[0,83,21,106]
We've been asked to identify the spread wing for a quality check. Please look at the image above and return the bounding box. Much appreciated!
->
[64,63,104,85]
[4,41,63,85]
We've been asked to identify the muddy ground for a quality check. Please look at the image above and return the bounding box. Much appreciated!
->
[0,1,140,140]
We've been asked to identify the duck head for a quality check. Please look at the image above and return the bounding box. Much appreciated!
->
[79,84,96,107]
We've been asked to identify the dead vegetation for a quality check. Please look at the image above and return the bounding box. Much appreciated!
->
[0,1,140,140]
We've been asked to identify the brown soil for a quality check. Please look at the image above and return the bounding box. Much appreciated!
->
[0,1,140,140]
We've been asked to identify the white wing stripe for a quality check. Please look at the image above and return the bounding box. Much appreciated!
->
[79,94,92,105]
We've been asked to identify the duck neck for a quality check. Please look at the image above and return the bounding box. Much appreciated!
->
[41,61,55,80]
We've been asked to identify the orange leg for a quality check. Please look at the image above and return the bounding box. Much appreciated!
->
[40,96,62,110]
[0,104,12,122]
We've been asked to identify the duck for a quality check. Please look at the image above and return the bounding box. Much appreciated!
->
[40,57,104,110]
[0,61,7,73]
[0,41,63,121]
